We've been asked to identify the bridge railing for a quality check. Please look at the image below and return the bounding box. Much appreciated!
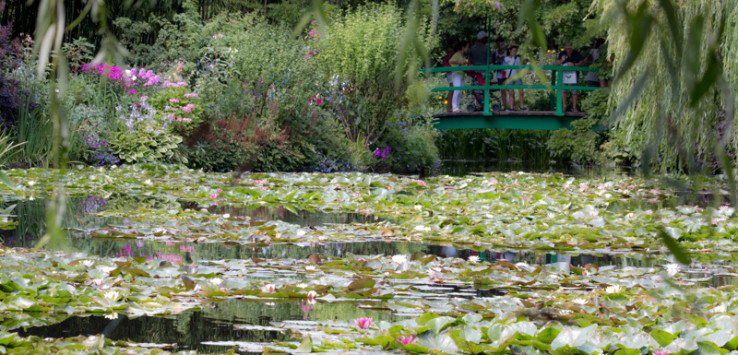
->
[423,64,600,116]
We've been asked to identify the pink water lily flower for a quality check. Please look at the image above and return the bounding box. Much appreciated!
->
[307,290,318,300]
[262,284,277,293]
[355,317,372,329]
[654,352,669,355]
[397,335,417,346]
[418,180,426,186]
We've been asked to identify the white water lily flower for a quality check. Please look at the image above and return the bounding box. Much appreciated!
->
[104,313,119,320]
[305,265,317,271]
[297,230,307,236]
[81,260,94,268]
[468,255,480,263]
[664,263,679,277]
[414,225,431,232]
[307,290,318,300]
[414,205,422,211]
[223,213,230,219]
[143,179,153,185]
[571,298,587,305]
[605,285,623,294]
[27,180,35,186]
[296,283,309,289]
[710,304,727,313]
[103,290,121,301]
[392,255,407,264]
[210,278,223,286]
[261,284,277,293]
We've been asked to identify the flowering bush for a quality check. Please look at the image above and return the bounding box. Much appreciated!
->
[108,98,183,164]
[149,84,202,137]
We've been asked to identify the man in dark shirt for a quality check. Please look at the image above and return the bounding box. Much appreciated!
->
[555,43,585,112]
[469,31,490,68]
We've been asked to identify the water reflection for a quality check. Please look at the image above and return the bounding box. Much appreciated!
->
[17,299,398,353]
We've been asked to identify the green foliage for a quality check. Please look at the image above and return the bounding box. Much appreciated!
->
[603,0,735,173]
[548,118,600,164]
[0,129,24,168]
[109,130,183,164]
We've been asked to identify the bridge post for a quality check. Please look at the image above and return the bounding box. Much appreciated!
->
[555,69,564,116]
[484,65,490,115]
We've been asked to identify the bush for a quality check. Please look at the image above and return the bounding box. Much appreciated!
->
[547,89,609,164]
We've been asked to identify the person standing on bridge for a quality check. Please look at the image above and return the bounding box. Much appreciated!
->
[443,39,460,112]
[470,31,491,76]
[555,43,585,113]
[504,45,525,111]
[493,37,508,111]
[448,41,470,113]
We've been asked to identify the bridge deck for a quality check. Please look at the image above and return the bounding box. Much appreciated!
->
[433,110,587,130]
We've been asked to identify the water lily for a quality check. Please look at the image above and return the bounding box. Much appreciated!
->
[654,351,669,355]
[92,279,104,287]
[392,255,408,265]
[418,180,426,186]
[397,335,417,346]
[468,255,480,263]
[605,285,623,294]
[355,317,372,329]
[103,290,121,301]
[262,284,277,293]
[664,263,679,276]
[579,183,588,191]
[306,290,318,300]
[104,313,118,320]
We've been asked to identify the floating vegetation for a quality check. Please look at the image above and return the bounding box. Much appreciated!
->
[1,165,737,353]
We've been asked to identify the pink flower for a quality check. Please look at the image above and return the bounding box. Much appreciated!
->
[355,317,372,329]
[217,189,223,193]
[179,245,194,252]
[257,186,267,190]
[92,279,104,287]
[167,113,176,119]
[512,181,519,186]
[262,284,277,293]
[352,193,361,198]
[336,198,343,202]
[307,290,318,300]
[170,98,180,103]
[579,183,588,191]
[308,29,319,39]
[654,352,669,355]
[127,89,136,95]
[418,180,426,186]
[301,302,313,313]
[316,98,322,105]
[254,179,268,185]
[520,196,531,202]
[210,193,218,199]
[397,336,417,346]
[141,96,148,101]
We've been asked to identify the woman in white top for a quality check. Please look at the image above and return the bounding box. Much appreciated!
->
[448,41,470,112]
[503,46,525,111]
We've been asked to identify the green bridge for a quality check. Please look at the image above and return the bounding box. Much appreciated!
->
[425,64,601,130]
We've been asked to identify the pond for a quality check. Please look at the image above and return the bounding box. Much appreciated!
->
[1,166,737,353]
